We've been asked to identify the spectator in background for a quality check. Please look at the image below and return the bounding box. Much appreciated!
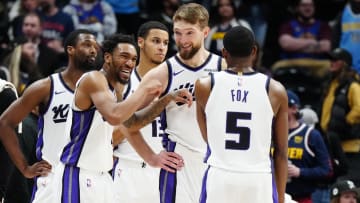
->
[330,180,359,203]
[0,79,18,202]
[320,48,360,187]
[103,0,139,35]
[0,0,11,62]
[4,108,38,203]
[0,40,42,94]
[17,12,60,77]
[278,0,331,60]
[286,90,333,203]
[332,0,360,75]
[149,0,182,58]
[37,0,74,55]
[205,0,252,56]
[9,0,38,40]
[63,0,116,42]
[300,107,319,128]
[237,0,268,48]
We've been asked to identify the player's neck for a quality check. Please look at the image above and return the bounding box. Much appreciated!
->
[62,66,86,90]
[178,47,209,68]
[137,58,159,79]
[227,59,254,73]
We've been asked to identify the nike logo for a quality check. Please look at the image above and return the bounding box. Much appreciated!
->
[55,91,66,95]
[173,70,184,76]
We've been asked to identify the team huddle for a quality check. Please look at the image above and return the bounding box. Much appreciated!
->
[0,3,289,203]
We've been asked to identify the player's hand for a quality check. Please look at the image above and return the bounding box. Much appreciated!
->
[171,89,193,107]
[149,150,184,173]
[287,162,300,178]
[23,160,52,178]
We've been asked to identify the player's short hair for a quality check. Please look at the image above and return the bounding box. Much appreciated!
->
[173,3,209,29]
[102,34,138,55]
[64,29,94,55]
[137,21,169,39]
[223,26,255,57]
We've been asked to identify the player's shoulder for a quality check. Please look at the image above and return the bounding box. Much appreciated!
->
[268,78,287,97]
[79,70,106,86]
[26,76,52,94]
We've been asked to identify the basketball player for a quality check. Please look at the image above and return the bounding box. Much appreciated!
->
[0,29,98,202]
[195,26,288,203]
[52,34,191,202]
[124,3,226,203]
[112,21,171,202]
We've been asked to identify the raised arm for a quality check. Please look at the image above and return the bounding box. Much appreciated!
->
[0,79,52,178]
[268,79,288,203]
[75,71,162,125]
[123,88,192,130]
[195,76,212,142]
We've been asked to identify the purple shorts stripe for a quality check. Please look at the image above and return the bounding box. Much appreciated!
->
[112,158,118,180]
[271,158,279,203]
[62,165,80,203]
[159,140,177,203]
[199,166,210,203]
[30,176,38,202]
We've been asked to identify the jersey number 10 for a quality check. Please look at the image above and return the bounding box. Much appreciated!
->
[225,111,251,150]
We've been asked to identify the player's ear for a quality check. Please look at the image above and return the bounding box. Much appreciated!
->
[203,26,210,38]
[222,48,228,59]
[104,52,111,64]
[251,45,257,57]
[67,46,74,56]
[137,37,144,49]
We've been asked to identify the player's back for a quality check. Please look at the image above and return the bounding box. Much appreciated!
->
[37,73,74,166]
[205,70,274,172]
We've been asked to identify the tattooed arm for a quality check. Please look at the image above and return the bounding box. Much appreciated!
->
[123,88,192,131]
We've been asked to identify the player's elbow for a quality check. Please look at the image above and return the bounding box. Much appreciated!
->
[105,113,128,126]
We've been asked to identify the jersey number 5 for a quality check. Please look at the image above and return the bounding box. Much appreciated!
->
[225,112,251,150]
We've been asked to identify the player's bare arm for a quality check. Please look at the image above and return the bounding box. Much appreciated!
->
[0,78,52,178]
[136,62,169,108]
[195,76,211,142]
[118,125,184,172]
[113,63,168,146]
[269,79,288,203]
[76,71,162,125]
[124,88,192,130]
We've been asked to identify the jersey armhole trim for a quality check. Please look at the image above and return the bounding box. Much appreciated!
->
[160,60,172,97]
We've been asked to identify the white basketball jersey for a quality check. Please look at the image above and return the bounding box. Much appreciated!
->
[60,73,114,172]
[37,73,73,166]
[162,54,222,153]
[205,71,274,172]
[114,68,163,160]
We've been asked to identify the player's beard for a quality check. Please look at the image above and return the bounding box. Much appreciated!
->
[116,65,131,85]
[178,43,201,60]
[117,73,129,85]
[75,55,97,72]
